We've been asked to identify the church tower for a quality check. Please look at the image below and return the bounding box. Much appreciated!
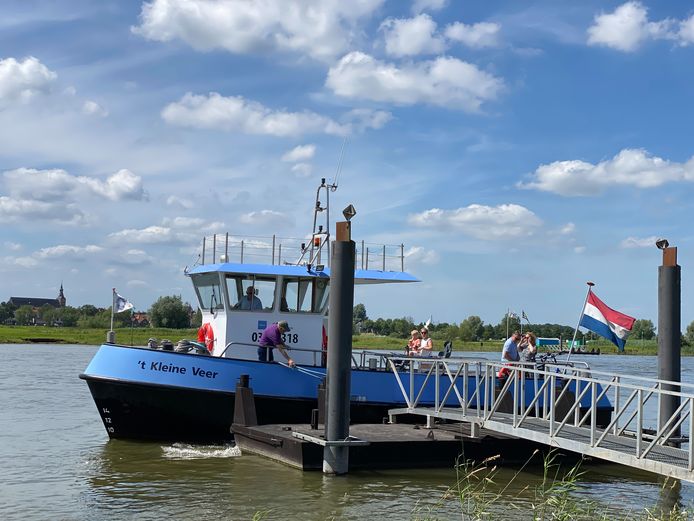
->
[58,283,66,307]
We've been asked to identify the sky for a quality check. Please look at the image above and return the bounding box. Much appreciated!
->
[1,0,693,330]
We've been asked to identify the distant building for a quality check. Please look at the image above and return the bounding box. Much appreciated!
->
[9,283,67,309]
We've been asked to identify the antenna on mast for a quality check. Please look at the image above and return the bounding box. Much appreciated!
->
[331,136,348,191]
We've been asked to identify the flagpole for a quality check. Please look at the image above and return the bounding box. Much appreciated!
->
[567,282,594,362]
[108,288,116,344]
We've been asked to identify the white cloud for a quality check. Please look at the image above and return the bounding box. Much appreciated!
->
[445,21,501,48]
[620,236,659,248]
[239,210,289,227]
[0,57,56,104]
[586,1,692,52]
[133,0,384,61]
[326,52,503,112]
[162,92,346,136]
[574,246,586,254]
[166,195,194,209]
[559,222,575,235]
[404,246,439,265]
[3,167,146,202]
[82,100,109,117]
[518,149,694,196]
[109,225,180,244]
[381,14,446,57]
[127,279,149,287]
[4,241,22,251]
[282,144,316,162]
[412,0,447,14]
[343,109,392,131]
[291,163,313,177]
[408,204,542,240]
[0,197,85,224]
[34,244,103,259]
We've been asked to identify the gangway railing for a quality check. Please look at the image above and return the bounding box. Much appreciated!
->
[385,356,694,482]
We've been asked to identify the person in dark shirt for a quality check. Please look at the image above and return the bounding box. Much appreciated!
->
[258,320,295,367]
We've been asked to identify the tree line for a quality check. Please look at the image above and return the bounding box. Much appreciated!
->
[0,296,202,329]
[352,303,687,344]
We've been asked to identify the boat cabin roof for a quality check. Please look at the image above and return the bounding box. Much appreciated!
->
[186,262,419,284]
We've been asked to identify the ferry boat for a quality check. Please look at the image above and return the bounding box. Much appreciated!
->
[80,179,613,442]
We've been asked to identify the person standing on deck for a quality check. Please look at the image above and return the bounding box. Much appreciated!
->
[419,327,433,357]
[258,320,295,367]
[501,331,521,362]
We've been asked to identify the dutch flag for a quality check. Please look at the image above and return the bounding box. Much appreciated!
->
[579,290,635,350]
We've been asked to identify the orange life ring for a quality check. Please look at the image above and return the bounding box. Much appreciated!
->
[197,323,215,353]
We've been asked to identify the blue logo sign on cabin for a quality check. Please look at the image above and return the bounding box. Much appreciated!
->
[257,320,267,330]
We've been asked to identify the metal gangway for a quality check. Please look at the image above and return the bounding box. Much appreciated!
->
[386,356,694,482]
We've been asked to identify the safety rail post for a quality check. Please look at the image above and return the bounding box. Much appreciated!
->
[513,369,519,426]
[400,243,404,272]
[278,243,282,265]
[202,237,206,264]
[272,235,276,265]
[462,363,468,415]
[382,245,386,271]
[435,361,440,412]
[365,248,369,269]
[690,397,694,471]
[240,240,244,263]
[549,373,556,437]
[637,389,644,458]
[590,381,597,446]
[224,232,229,261]
[534,371,540,419]
[614,376,621,435]
[409,360,415,407]
[212,234,216,263]
[574,376,581,427]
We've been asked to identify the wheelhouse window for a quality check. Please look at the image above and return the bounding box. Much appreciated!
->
[192,273,224,312]
[281,277,329,314]
[226,275,275,312]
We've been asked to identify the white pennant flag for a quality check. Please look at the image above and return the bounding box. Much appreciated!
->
[114,291,133,313]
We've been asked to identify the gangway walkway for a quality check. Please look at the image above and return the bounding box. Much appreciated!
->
[386,356,694,482]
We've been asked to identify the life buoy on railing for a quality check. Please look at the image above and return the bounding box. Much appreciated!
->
[197,323,214,353]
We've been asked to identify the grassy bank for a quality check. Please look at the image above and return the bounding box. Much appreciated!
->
[0,325,198,346]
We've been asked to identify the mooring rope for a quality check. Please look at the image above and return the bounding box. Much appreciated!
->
[278,362,324,380]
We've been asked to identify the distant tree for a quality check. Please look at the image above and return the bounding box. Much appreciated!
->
[191,308,202,328]
[149,295,192,328]
[59,306,81,327]
[686,320,694,346]
[0,301,17,323]
[78,309,111,329]
[631,319,655,341]
[14,305,35,325]
[460,316,484,341]
[79,304,100,317]
[353,304,368,328]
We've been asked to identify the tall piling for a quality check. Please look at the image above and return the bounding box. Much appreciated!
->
[657,245,681,438]
[323,222,355,475]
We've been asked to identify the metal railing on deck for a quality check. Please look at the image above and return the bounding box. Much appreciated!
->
[199,233,406,271]
[386,357,694,478]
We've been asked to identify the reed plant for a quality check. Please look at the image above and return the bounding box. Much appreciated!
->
[411,450,691,521]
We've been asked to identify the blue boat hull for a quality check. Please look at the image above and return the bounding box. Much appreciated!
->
[80,344,613,442]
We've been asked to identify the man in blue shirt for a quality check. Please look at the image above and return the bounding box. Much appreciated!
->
[501,331,521,362]
[258,320,295,367]
[237,286,263,310]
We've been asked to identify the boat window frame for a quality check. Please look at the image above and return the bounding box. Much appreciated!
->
[225,274,276,312]
[280,276,330,315]
[192,272,225,312]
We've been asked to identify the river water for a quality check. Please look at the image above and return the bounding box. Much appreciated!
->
[1,344,693,520]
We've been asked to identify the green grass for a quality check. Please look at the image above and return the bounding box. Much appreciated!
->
[0,325,198,346]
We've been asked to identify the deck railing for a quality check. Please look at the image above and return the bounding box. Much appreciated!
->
[199,233,406,271]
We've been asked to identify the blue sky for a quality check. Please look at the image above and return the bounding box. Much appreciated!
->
[1,0,693,329]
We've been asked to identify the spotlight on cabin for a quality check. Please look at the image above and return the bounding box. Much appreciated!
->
[656,238,669,250]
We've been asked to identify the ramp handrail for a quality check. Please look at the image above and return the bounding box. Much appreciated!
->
[386,357,694,473]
